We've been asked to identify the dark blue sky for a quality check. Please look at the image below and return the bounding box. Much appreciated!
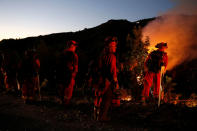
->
[0,0,175,40]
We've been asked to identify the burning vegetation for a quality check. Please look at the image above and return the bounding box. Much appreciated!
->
[141,0,197,108]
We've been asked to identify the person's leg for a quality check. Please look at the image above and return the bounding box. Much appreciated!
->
[22,81,27,102]
[28,78,35,101]
[64,78,75,105]
[57,83,64,104]
[142,72,153,102]
[99,80,112,121]
[153,72,161,98]
[94,93,102,120]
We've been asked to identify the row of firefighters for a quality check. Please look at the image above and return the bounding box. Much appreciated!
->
[0,36,168,121]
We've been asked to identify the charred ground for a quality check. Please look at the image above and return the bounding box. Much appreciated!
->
[0,91,197,130]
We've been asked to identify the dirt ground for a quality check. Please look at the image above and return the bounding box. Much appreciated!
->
[0,91,197,131]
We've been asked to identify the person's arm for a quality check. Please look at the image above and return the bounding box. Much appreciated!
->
[34,58,40,73]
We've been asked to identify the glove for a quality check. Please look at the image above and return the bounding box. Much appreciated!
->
[161,66,166,74]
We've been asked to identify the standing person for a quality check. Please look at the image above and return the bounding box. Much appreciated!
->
[21,49,40,103]
[56,40,78,106]
[0,53,5,91]
[141,42,168,105]
[94,36,119,121]
[4,51,20,94]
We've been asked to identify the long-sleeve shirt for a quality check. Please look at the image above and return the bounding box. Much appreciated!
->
[100,53,117,82]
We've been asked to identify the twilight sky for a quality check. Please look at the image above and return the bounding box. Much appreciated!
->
[0,0,175,41]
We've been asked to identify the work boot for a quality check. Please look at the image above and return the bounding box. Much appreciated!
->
[98,107,111,122]
[154,97,159,105]
[99,115,111,122]
[141,96,147,106]
[64,98,70,105]
[93,106,100,121]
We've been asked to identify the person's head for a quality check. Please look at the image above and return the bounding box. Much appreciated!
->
[66,40,78,52]
[104,36,118,53]
[25,49,35,57]
[155,42,168,51]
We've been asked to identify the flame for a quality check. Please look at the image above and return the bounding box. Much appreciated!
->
[136,74,143,85]
[163,92,197,108]
[147,46,157,54]
[136,76,140,80]
[143,15,197,70]
[121,95,132,101]
[185,100,197,107]
[119,89,132,101]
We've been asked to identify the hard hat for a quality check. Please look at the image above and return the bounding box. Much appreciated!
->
[104,36,118,47]
[66,40,78,47]
[155,42,168,49]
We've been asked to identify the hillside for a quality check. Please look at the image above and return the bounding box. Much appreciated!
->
[1,18,197,130]
[0,18,153,88]
[0,17,197,98]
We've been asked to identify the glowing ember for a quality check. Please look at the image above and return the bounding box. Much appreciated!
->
[136,76,141,85]
[136,73,144,85]
[121,95,132,101]
[185,100,197,108]
[137,76,140,80]
[166,93,197,108]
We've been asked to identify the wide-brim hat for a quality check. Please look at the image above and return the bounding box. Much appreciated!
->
[155,42,168,49]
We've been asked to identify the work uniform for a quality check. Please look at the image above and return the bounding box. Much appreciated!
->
[21,51,40,102]
[0,54,5,91]
[142,50,168,99]
[94,44,119,121]
[57,49,78,105]
[4,52,20,93]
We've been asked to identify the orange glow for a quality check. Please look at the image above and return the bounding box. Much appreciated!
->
[143,15,197,70]
[121,95,132,101]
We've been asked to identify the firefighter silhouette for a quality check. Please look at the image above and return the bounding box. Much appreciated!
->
[0,53,5,91]
[141,42,168,104]
[3,51,20,94]
[93,36,119,121]
[21,49,40,103]
[56,40,78,105]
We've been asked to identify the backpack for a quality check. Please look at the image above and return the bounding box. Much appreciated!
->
[100,53,116,81]
[146,50,165,73]
[22,52,39,77]
[56,50,77,78]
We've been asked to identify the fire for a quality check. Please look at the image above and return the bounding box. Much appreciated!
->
[119,89,132,102]
[136,74,143,85]
[147,46,157,54]
[185,100,197,108]
[143,15,197,70]
[164,93,197,108]
[121,95,132,101]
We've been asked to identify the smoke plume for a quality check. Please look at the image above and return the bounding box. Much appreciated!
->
[142,0,197,70]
